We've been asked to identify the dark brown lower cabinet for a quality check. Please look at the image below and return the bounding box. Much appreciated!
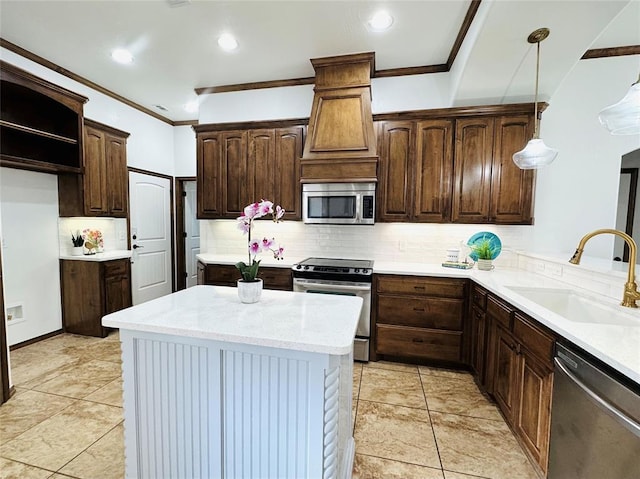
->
[373,275,467,365]
[197,262,292,291]
[485,299,555,476]
[61,258,132,337]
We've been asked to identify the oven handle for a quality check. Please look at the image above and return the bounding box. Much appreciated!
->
[293,279,371,293]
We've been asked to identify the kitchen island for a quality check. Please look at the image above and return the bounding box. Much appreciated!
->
[103,285,362,479]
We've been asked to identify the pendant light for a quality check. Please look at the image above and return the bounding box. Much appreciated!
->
[598,73,640,135]
[513,28,559,170]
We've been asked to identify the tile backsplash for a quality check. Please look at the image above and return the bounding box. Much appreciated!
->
[201,220,533,268]
[58,217,128,255]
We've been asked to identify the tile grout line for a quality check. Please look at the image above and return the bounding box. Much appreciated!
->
[418,369,446,478]
[53,420,124,476]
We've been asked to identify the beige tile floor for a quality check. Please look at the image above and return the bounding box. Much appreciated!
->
[1,333,539,479]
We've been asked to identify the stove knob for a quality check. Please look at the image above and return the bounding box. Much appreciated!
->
[355,268,360,273]
[304,265,310,270]
[362,269,369,274]
[296,265,301,269]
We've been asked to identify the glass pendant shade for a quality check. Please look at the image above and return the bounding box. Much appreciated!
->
[598,81,640,135]
[513,138,559,170]
[512,28,558,170]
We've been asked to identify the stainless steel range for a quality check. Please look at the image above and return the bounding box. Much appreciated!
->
[292,257,373,361]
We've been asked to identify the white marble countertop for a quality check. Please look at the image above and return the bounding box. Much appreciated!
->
[375,261,640,385]
[103,285,362,355]
[60,250,132,262]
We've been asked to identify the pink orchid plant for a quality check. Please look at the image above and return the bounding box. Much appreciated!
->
[235,200,285,282]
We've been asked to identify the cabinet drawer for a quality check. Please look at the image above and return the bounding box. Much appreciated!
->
[376,324,462,362]
[513,313,555,365]
[487,295,513,329]
[205,264,239,285]
[259,267,292,291]
[471,283,487,310]
[103,259,129,277]
[377,275,465,298]
[377,295,463,330]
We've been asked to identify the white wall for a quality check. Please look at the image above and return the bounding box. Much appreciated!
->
[0,47,175,176]
[173,125,198,178]
[533,55,640,258]
[0,47,179,348]
[0,168,62,346]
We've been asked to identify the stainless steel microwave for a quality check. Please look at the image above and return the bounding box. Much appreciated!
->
[302,183,375,225]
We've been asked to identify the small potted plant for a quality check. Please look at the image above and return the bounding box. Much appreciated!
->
[470,237,496,271]
[71,230,84,256]
[235,200,285,303]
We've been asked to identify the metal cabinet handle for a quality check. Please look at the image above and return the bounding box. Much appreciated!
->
[413,286,425,290]
[413,307,425,312]
[412,338,424,343]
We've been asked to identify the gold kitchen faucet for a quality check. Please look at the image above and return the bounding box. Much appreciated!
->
[569,228,640,308]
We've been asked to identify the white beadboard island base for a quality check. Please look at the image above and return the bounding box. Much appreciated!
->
[103,285,362,479]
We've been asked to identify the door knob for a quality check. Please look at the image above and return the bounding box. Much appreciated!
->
[133,244,144,249]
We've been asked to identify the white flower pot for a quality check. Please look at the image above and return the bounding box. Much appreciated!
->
[237,278,263,304]
[477,259,494,271]
[71,246,83,256]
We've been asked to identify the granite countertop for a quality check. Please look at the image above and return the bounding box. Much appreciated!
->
[59,250,132,261]
[102,285,362,355]
[375,261,640,385]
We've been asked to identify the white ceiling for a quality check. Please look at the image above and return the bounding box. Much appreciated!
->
[0,0,638,123]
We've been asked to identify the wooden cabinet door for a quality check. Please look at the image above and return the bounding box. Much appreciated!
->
[470,305,487,381]
[197,132,222,218]
[515,350,553,473]
[492,324,519,423]
[222,131,250,217]
[61,261,104,337]
[197,261,205,285]
[275,127,303,220]
[414,119,453,222]
[248,129,275,202]
[490,115,534,224]
[103,259,132,316]
[104,274,131,315]
[377,121,413,221]
[83,125,108,215]
[105,133,127,217]
[452,117,494,223]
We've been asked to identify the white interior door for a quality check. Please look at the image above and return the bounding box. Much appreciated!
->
[184,181,200,288]
[129,171,172,305]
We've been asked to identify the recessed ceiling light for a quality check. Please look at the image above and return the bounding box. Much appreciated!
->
[368,11,393,31]
[218,33,238,51]
[184,100,199,113]
[111,48,134,64]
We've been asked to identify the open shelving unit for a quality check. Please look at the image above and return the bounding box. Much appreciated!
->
[0,60,88,173]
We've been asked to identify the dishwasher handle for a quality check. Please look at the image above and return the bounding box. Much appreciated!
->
[554,357,640,437]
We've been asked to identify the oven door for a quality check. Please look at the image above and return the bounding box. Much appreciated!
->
[293,278,371,361]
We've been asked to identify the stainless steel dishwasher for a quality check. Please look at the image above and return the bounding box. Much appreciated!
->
[548,344,640,479]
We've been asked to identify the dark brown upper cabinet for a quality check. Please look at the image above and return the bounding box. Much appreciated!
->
[451,117,495,223]
[58,119,130,218]
[195,121,303,220]
[376,104,536,225]
[0,60,87,173]
[377,121,413,222]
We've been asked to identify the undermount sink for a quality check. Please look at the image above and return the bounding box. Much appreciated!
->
[504,286,639,327]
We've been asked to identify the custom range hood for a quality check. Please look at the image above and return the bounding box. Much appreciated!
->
[300,52,378,183]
